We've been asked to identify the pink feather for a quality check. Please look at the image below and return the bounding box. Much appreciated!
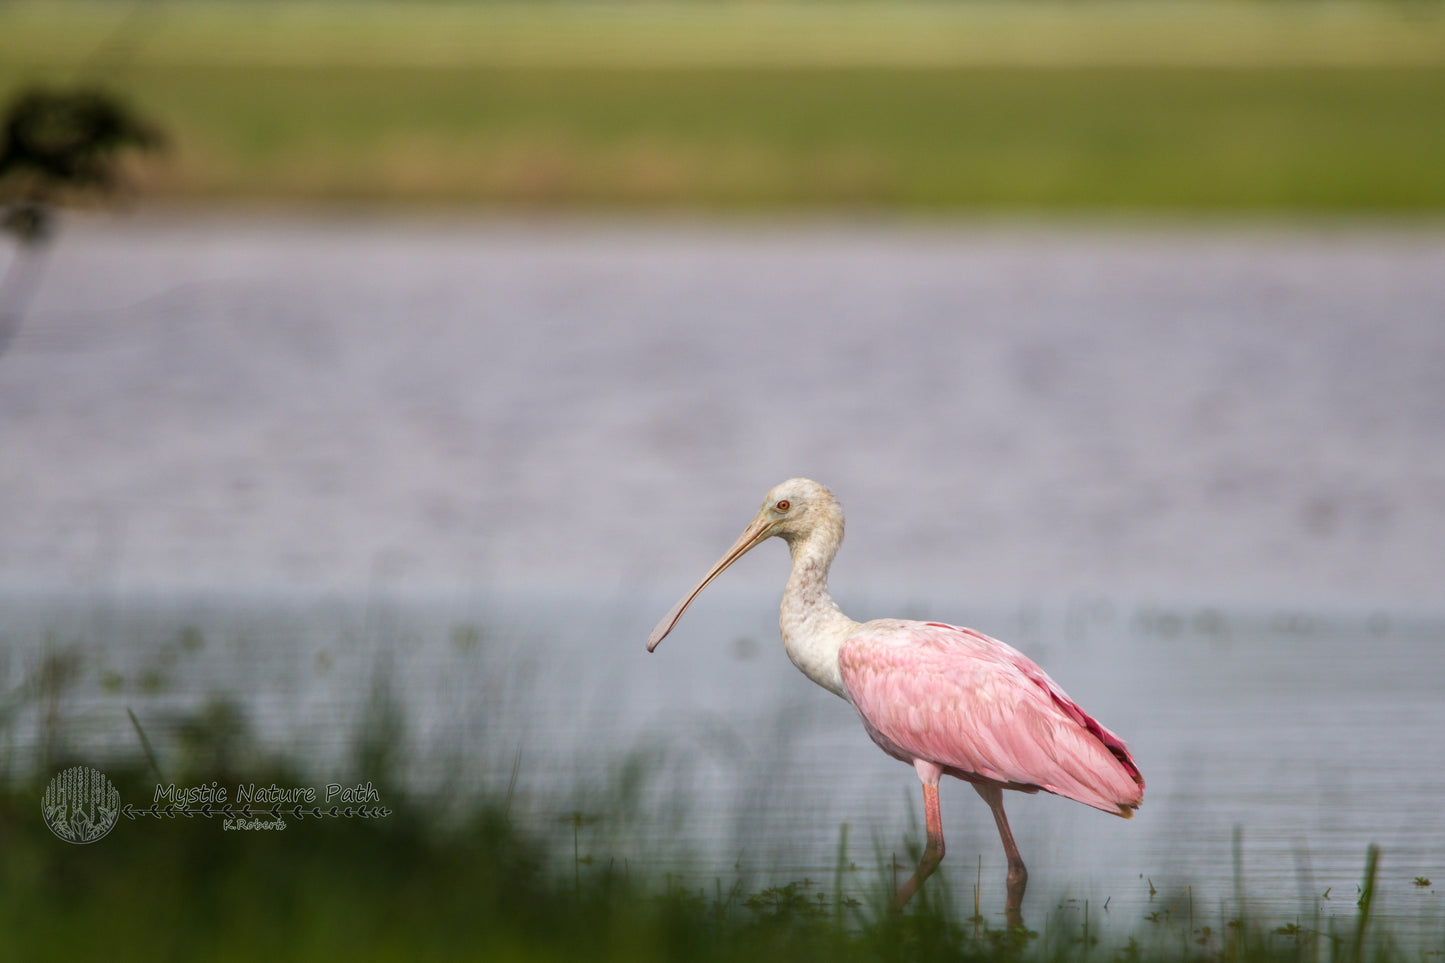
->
[839,620,1143,817]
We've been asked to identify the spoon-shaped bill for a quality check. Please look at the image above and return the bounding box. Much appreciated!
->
[646,514,773,652]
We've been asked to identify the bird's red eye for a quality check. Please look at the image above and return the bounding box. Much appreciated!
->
[775,500,790,511]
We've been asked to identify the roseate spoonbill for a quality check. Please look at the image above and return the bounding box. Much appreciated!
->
[647,479,1143,924]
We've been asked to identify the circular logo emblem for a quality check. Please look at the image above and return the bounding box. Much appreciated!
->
[42,766,120,844]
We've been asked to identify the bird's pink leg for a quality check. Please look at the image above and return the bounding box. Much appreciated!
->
[973,783,1027,927]
[893,761,946,910]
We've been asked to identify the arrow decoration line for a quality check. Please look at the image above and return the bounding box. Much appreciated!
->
[122,803,393,820]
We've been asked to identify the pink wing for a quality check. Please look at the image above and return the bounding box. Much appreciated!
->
[838,620,1144,816]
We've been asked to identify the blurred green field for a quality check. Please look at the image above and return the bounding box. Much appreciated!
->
[6,1,1445,70]
[3,1,1444,212]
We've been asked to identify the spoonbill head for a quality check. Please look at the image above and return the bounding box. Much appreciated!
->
[647,477,841,653]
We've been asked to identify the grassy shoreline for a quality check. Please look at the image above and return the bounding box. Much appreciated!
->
[4,594,1441,961]
[3,63,1440,213]
[3,770,1435,962]
[3,2,1444,212]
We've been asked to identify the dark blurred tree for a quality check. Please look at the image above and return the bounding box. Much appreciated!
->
[0,87,164,356]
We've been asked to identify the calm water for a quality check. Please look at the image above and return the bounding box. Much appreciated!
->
[2,215,1443,605]
[1,215,1443,937]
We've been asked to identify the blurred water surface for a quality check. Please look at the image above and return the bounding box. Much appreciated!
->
[1,216,1442,937]
[2,215,1442,605]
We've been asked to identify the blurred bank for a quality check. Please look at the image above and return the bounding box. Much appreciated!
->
[1,1,1444,212]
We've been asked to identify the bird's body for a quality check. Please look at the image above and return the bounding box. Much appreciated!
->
[647,478,1143,923]
[840,620,1141,814]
